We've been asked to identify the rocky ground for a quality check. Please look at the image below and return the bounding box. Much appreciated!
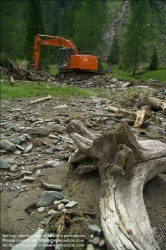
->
[1,75,166,250]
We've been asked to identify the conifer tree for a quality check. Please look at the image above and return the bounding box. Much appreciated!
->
[24,0,47,69]
[73,0,106,55]
[107,36,119,65]
[1,0,26,64]
[122,0,150,75]
[63,1,82,39]
[149,48,159,70]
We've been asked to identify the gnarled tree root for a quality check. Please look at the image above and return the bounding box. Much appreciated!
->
[66,120,166,250]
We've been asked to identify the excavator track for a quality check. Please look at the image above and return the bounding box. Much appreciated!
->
[55,70,105,81]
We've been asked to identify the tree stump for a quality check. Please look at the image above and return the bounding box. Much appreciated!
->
[66,119,166,250]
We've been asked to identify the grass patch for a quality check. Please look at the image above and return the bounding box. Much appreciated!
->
[107,65,166,82]
[135,69,166,82]
[0,79,110,100]
[49,65,59,76]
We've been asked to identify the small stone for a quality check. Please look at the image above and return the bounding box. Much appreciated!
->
[24,144,33,153]
[34,127,51,136]
[38,207,45,213]
[61,198,70,204]
[0,158,11,169]
[14,150,22,155]
[38,191,64,207]
[65,201,78,208]
[22,176,35,182]
[47,209,58,215]
[86,244,95,250]
[0,140,16,151]
[57,203,65,210]
[99,239,105,247]
[48,134,58,139]
[89,224,102,236]
[10,165,18,172]
[54,200,61,205]
[62,208,68,212]
[92,237,100,245]
[21,170,33,175]
[50,124,66,134]
[45,160,60,167]
[10,138,21,144]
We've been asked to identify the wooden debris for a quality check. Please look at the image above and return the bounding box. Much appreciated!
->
[137,95,166,114]
[28,95,51,105]
[9,76,14,84]
[66,119,166,250]
[133,109,146,128]
[7,60,49,82]
[93,113,122,118]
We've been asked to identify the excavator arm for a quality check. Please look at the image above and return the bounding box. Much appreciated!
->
[32,34,78,70]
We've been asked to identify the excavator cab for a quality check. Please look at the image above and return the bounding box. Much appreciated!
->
[57,48,77,69]
[57,48,70,69]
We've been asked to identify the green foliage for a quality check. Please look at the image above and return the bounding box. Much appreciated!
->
[63,1,82,39]
[24,0,48,69]
[149,48,159,70]
[73,0,107,55]
[0,0,26,65]
[107,36,120,65]
[122,0,150,75]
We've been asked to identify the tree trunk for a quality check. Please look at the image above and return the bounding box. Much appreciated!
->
[66,120,166,250]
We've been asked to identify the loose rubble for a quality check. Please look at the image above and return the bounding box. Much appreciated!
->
[1,73,166,250]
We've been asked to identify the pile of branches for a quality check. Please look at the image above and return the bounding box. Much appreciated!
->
[8,60,49,82]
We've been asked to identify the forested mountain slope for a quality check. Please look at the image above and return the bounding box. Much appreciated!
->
[0,0,166,69]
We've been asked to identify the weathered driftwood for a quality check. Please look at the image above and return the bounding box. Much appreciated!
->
[93,113,122,118]
[28,95,51,105]
[137,95,166,113]
[66,119,166,250]
[133,109,146,128]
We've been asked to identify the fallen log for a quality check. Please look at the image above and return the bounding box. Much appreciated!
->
[66,119,166,250]
[28,95,51,105]
[136,95,166,114]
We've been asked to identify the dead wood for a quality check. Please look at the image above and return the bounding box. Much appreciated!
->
[133,109,146,128]
[66,119,166,250]
[93,113,122,118]
[137,95,166,113]
[28,95,51,104]
[9,76,15,84]
[7,60,48,82]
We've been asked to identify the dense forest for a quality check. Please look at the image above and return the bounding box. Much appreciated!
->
[1,0,166,73]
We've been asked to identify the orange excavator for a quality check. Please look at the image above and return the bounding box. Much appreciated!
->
[32,34,100,79]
